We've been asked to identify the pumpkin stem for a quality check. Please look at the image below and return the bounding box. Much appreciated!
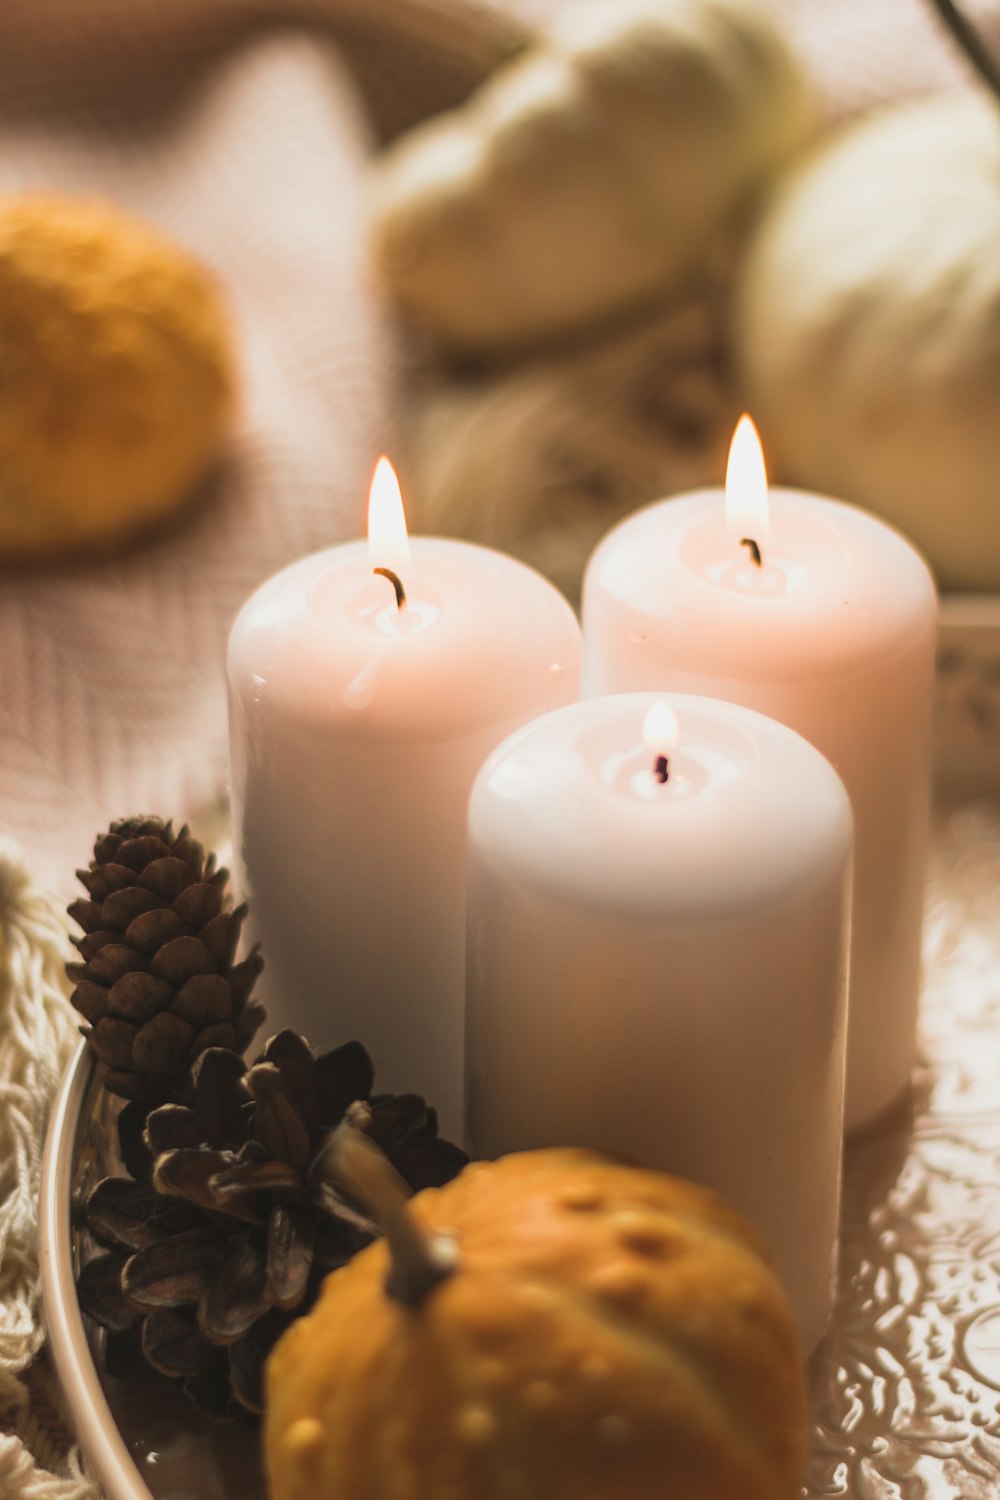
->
[327,1121,458,1307]
[928,0,1000,107]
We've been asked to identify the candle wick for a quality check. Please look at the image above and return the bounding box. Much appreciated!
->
[653,754,670,784]
[739,537,762,568]
[373,566,407,609]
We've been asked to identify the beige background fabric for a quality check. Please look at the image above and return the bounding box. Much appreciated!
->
[0,0,996,901]
[0,0,534,898]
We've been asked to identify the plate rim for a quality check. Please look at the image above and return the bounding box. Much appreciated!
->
[40,1037,153,1500]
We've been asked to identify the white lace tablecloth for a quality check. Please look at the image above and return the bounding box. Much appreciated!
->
[805,800,1000,1498]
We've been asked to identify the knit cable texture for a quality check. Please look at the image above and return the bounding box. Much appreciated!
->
[0,841,99,1498]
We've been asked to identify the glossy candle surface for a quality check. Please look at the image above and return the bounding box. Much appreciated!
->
[582,488,936,1130]
[466,693,853,1350]
[228,537,581,1139]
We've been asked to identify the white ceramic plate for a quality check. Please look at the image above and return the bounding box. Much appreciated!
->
[40,1041,147,1500]
[41,1045,266,1500]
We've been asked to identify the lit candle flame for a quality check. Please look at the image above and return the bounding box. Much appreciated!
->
[725,414,770,542]
[643,701,679,756]
[368,456,412,572]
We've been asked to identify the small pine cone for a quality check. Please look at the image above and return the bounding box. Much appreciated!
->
[68,816,265,1098]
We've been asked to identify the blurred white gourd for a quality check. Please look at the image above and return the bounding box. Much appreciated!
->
[735,91,1000,592]
[373,0,812,356]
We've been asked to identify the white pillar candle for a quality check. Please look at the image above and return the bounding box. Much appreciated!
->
[466,692,853,1351]
[581,419,936,1131]
[228,460,581,1140]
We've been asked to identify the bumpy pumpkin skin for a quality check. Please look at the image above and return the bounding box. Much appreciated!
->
[0,194,236,562]
[266,1149,806,1500]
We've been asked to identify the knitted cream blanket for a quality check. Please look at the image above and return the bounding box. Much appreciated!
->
[0,843,98,1498]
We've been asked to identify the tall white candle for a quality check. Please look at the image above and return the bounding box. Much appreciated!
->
[466,692,853,1351]
[581,419,936,1131]
[228,460,581,1140]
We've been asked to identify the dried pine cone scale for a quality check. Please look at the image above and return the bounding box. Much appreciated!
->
[68,818,265,1097]
[85,1177,202,1249]
[200,1232,271,1342]
[77,1254,142,1334]
[123,1228,226,1312]
[266,1204,315,1309]
[141,1309,223,1379]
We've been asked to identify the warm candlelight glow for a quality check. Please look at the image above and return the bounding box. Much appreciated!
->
[643,700,679,756]
[368,456,412,572]
[725,415,770,541]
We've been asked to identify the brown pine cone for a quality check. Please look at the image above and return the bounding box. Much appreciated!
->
[67,816,265,1098]
[78,1032,468,1417]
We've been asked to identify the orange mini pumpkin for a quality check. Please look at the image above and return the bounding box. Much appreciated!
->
[265,1138,806,1500]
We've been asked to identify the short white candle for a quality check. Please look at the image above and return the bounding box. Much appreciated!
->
[581,419,936,1131]
[228,459,581,1139]
[466,692,852,1351]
